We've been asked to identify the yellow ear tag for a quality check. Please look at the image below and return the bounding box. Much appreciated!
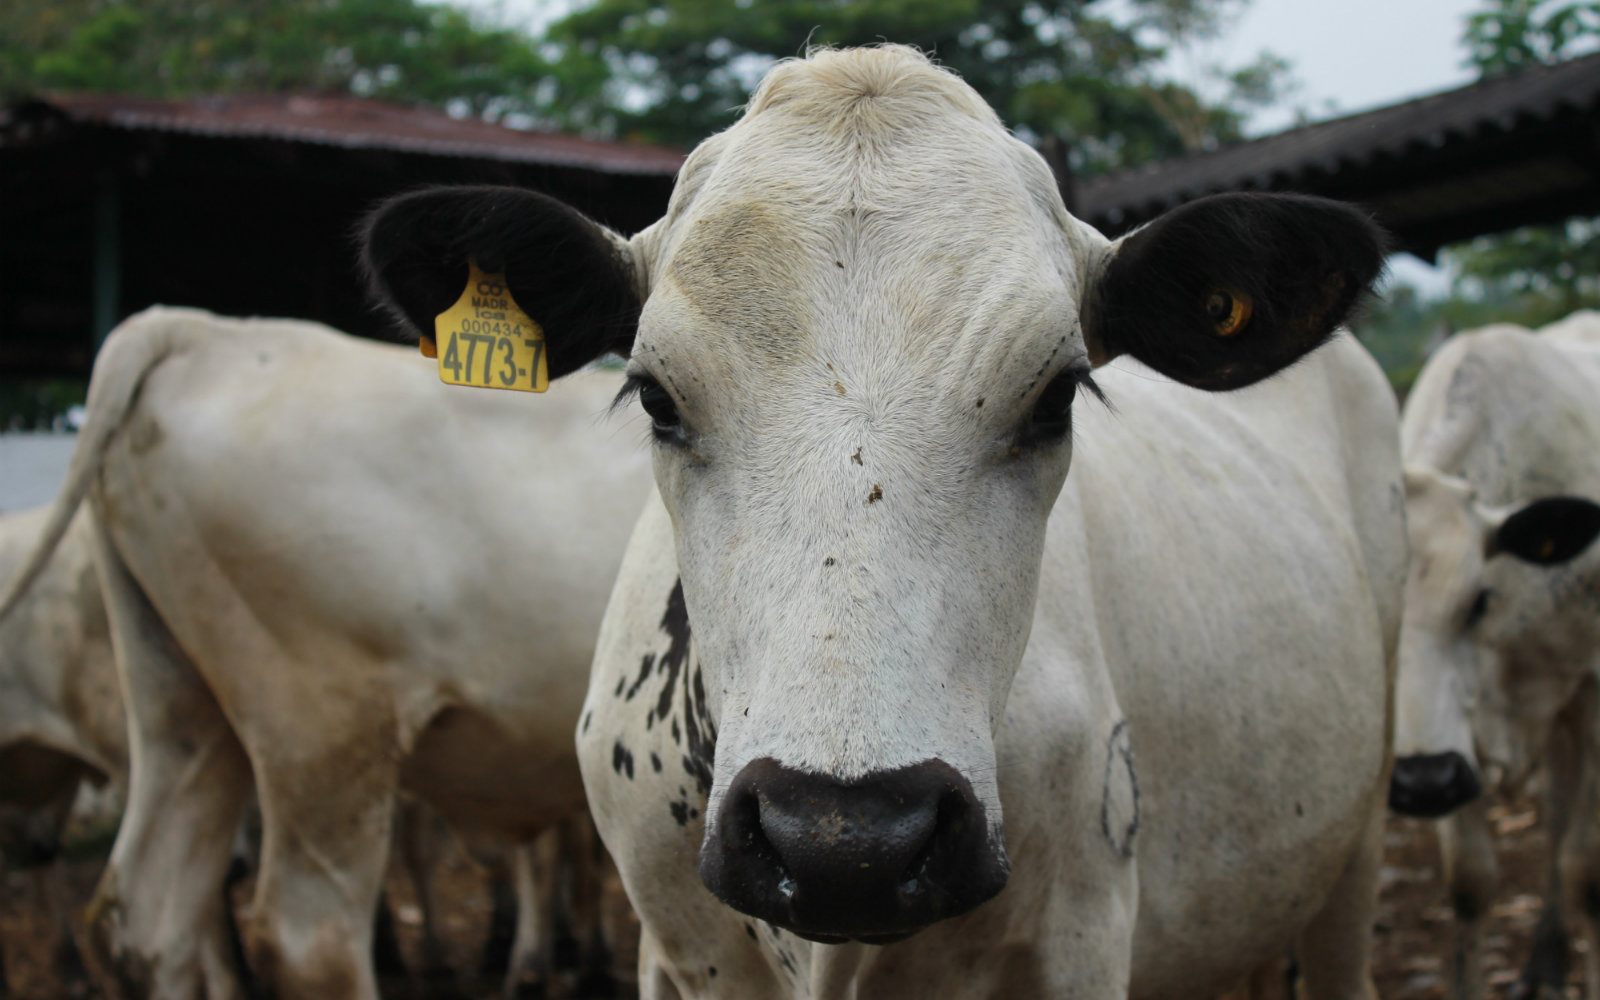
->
[430,260,548,392]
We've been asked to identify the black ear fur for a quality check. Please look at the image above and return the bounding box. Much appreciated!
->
[359,185,641,379]
[1087,193,1388,391]
[1488,496,1600,566]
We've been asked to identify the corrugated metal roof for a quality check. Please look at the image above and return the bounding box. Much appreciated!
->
[23,92,686,176]
[1078,50,1600,232]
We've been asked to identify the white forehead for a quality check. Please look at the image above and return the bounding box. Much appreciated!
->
[635,46,1104,378]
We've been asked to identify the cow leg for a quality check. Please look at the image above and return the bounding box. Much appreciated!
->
[1439,797,1499,1000]
[88,537,253,1000]
[242,744,398,1000]
[1293,792,1382,1000]
[1515,685,1592,999]
[564,818,615,997]
[481,860,519,977]
[504,834,558,999]
[1543,680,1600,1000]
[393,796,451,981]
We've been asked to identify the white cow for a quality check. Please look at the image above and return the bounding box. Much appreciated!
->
[0,506,125,990]
[1387,311,1600,998]
[0,307,653,1000]
[361,47,1404,998]
[0,510,511,996]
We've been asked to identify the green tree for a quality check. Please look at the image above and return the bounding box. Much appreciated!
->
[0,0,553,120]
[539,0,1292,170]
[1443,0,1600,312]
[1462,0,1600,74]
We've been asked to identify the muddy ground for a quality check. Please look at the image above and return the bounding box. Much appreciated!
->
[0,797,1579,998]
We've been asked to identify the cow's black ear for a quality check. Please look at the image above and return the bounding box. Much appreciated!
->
[1084,193,1388,390]
[1488,496,1600,565]
[359,185,641,379]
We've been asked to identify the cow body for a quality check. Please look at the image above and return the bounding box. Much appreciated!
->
[0,507,124,809]
[2,307,653,1000]
[0,507,124,991]
[581,330,1402,998]
[361,46,1401,999]
[1390,311,1600,997]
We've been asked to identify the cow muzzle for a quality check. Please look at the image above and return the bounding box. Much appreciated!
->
[698,758,1008,943]
[1388,750,1483,818]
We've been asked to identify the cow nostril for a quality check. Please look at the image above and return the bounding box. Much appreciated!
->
[700,757,1007,941]
[1388,750,1483,818]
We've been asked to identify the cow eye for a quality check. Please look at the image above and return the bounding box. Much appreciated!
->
[1024,372,1079,443]
[1464,588,1491,630]
[631,377,683,442]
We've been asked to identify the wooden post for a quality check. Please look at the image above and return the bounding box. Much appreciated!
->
[92,171,121,350]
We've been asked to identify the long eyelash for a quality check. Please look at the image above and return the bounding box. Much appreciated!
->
[611,373,648,415]
[1076,370,1112,412]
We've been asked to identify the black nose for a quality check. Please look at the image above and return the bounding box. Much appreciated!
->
[698,758,1008,943]
[1389,751,1483,817]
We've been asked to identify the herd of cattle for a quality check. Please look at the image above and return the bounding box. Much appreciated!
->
[2,44,1599,1000]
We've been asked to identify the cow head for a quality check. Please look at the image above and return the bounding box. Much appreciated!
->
[1391,466,1600,817]
[362,46,1385,941]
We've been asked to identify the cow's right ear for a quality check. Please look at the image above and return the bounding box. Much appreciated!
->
[359,185,643,379]
[1487,496,1600,565]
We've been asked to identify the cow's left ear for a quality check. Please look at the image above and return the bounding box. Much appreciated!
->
[359,185,644,379]
[1486,496,1600,565]
[1082,193,1388,390]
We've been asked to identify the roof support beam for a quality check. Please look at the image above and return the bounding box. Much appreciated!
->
[92,170,121,350]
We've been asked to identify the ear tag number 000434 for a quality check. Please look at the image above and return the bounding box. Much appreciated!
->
[424,260,548,392]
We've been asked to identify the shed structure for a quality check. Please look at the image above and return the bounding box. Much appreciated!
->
[1076,52,1600,259]
[0,94,684,378]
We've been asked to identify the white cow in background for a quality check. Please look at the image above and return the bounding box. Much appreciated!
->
[1387,311,1600,999]
[362,46,1404,999]
[0,507,124,991]
[0,307,654,1000]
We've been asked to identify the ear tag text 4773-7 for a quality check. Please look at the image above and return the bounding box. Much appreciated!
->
[423,260,548,392]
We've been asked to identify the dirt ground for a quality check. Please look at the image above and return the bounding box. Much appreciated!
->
[0,797,1580,999]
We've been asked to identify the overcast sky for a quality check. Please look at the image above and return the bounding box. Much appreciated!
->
[1164,0,1486,293]
[466,0,1494,293]
[1214,0,1482,135]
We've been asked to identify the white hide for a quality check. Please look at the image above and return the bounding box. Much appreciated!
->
[0,507,125,792]
[3,307,653,1000]
[577,47,1404,999]
[1396,312,1600,780]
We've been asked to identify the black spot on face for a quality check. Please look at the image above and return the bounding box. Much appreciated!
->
[670,800,690,826]
[648,582,692,726]
[681,662,717,795]
[651,752,663,773]
[581,711,591,734]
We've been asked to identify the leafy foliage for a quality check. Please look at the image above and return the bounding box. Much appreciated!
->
[540,0,1293,171]
[0,0,553,118]
[1436,0,1600,323]
[1463,0,1600,74]
[1353,279,1599,395]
